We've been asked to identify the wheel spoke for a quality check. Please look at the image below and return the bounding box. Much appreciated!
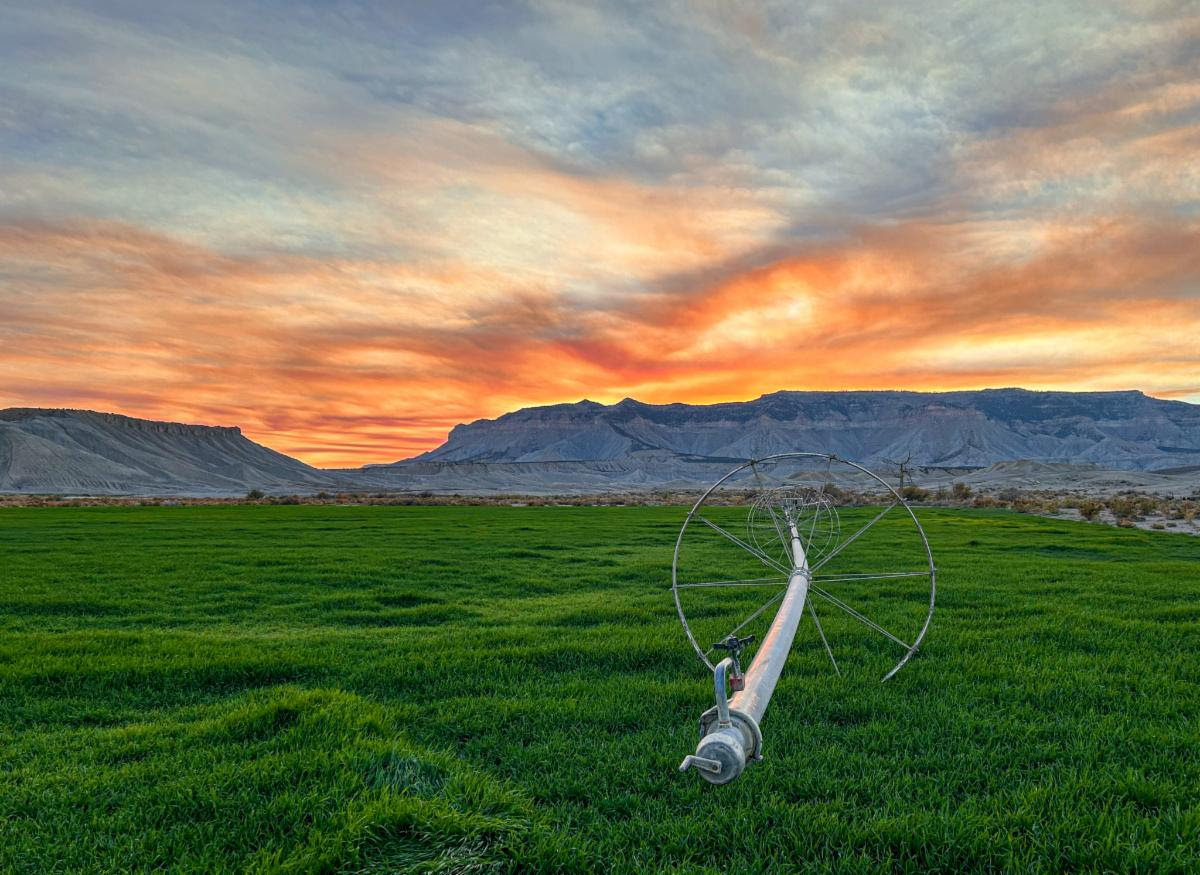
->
[675,576,789,589]
[750,461,791,560]
[696,516,791,575]
[763,506,790,562]
[810,584,910,650]
[704,588,786,658]
[806,501,820,547]
[814,570,931,583]
[808,600,840,676]
[809,501,899,573]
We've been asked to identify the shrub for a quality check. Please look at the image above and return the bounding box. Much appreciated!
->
[1107,496,1141,520]
[951,482,972,500]
[246,489,265,500]
[820,482,846,500]
[901,485,931,502]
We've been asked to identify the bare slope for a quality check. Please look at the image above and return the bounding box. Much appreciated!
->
[0,409,335,495]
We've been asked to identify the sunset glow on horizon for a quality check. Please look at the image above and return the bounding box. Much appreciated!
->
[2,2,1198,466]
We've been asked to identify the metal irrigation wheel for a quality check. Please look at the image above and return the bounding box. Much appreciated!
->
[671,453,935,682]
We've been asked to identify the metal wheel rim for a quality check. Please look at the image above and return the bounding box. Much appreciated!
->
[671,452,936,682]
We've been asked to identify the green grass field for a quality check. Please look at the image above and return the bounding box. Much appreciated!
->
[1,505,1197,873]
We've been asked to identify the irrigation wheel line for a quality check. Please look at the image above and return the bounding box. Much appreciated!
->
[671,452,936,683]
[675,452,938,784]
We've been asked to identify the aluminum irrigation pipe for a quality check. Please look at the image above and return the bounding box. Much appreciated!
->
[679,511,811,785]
[673,452,935,784]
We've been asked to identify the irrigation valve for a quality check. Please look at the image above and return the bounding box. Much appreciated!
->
[713,634,754,692]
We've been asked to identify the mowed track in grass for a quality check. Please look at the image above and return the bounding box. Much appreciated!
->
[0,505,1197,873]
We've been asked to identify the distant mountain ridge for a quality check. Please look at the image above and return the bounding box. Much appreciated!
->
[400,389,1200,472]
[3,389,1199,496]
[0,408,333,494]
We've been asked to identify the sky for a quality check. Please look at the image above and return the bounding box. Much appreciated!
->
[1,1,1198,466]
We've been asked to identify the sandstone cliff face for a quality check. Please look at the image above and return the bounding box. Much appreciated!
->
[406,389,1200,472]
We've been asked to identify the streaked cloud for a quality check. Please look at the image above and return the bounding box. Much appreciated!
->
[1,0,1197,465]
